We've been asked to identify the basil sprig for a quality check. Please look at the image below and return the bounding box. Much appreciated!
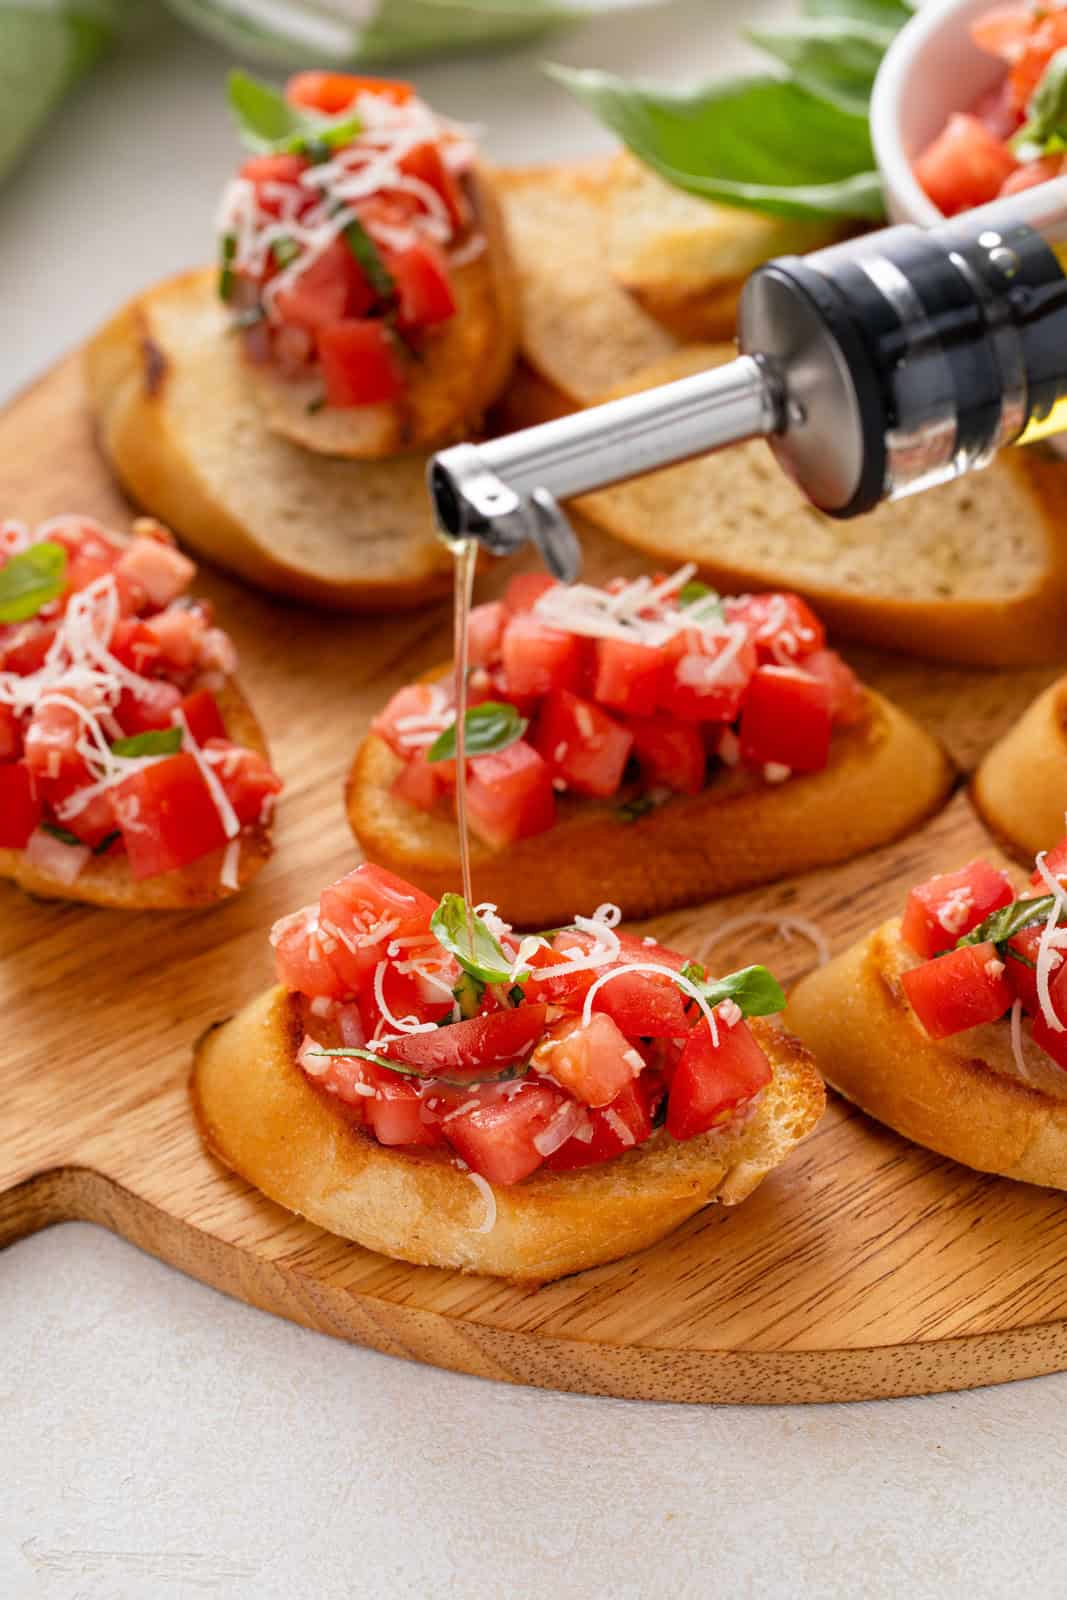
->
[111,727,182,759]
[218,232,237,302]
[680,961,787,1018]
[228,70,362,157]
[308,1045,529,1089]
[453,971,486,1018]
[431,893,526,985]
[41,822,83,848]
[1013,48,1067,155]
[0,540,67,623]
[958,895,1060,951]
[342,217,396,300]
[427,702,529,765]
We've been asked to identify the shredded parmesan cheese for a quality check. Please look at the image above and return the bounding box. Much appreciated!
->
[466,1171,497,1233]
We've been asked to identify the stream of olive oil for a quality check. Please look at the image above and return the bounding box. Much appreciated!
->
[451,537,478,941]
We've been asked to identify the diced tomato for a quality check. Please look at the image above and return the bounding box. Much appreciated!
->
[62,528,119,593]
[2,620,56,674]
[396,141,467,233]
[0,762,40,848]
[593,636,663,716]
[203,739,281,826]
[727,593,825,662]
[500,615,586,699]
[901,859,1014,959]
[23,700,85,785]
[113,752,228,879]
[238,153,311,219]
[801,649,867,727]
[900,942,1014,1039]
[614,930,689,972]
[589,963,693,1038]
[1031,1007,1067,1071]
[389,239,456,330]
[465,739,556,849]
[544,1075,664,1172]
[42,775,117,849]
[666,1014,773,1140]
[109,619,163,677]
[523,927,688,1010]
[392,747,452,811]
[115,680,183,735]
[1004,923,1045,1016]
[504,573,558,613]
[465,601,506,669]
[274,238,375,332]
[318,862,438,991]
[272,906,348,999]
[971,4,1033,61]
[371,682,451,759]
[532,1011,641,1107]
[914,114,1017,216]
[659,629,757,723]
[357,957,455,1039]
[975,79,1024,141]
[0,704,22,761]
[285,71,413,113]
[623,714,705,795]
[317,319,404,407]
[1030,835,1067,891]
[115,534,195,609]
[534,689,633,799]
[1001,154,1065,196]
[521,931,601,1008]
[362,1062,448,1148]
[179,689,228,747]
[1008,12,1067,114]
[441,1080,569,1185]
[377,1004,548,1081]
[738,665,832,775]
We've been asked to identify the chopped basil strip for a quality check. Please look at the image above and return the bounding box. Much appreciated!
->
[0,540,67,623]
[342,216,395,300]
[218,232,237,302]
[680,961,786,1018]
[92,830,122,856]
[1013,47,1067,155]
[452,971,486,1018]
[679,579,714,606]
[507,985,526,1007]
[679,581,725,622]
[41,822,83,848]
[616,790,672,823]
[227,69,362,156]
[307,1046,529,1089]
[431,893,526,985]
[271,236,300,268]
[427,702,528,765]
[958,894,1060,951]
[111,726,183,759]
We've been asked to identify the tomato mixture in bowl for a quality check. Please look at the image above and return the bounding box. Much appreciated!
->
[370,567,867,851]
[216,71,478,408]
[0,516,281,886]
[276,862,787,1187]
[915,3,1067,214]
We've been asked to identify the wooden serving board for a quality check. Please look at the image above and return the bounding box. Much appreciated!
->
[5,353,1067,1406]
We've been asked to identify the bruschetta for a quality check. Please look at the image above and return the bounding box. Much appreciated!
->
[0,514,281,908]
[216,70,517,458]
[972,675,1067,863]
[192,862,824,1281]
[346,568,954,927]
[786,842,1067,1188]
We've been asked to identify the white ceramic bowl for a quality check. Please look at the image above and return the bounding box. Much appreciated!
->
[870,0,1006,223]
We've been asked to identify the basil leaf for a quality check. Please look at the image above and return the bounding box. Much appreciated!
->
[111,727,183,759]
[548,64,886,220]
[342,216,395,300]
[1014,48,1067,153]
[431,893,522,985]
[0,540,67,623]
[227,69,361,156]
[679,580,714,605]
[746,17,895,115]
[452,971,485,1019]
[680,961,786,1018]
[307,1045,529,1088]
[678,580,725,622]
[92,829,121,856]
[218,231,237,302]
[41,822,83,848]
[803,0,914,27]
[958,894,1059,950]
[427,702,529,765]
[271,236,301,268]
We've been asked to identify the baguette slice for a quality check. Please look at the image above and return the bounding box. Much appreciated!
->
[84,270,454,611]
[248,169,519,459]
[1,677,272,910]
[568,348,1067,668]
[346,682,953,928]
[192,983,824,1282]
[786,916,1067,1189]
[972,675,1067,863]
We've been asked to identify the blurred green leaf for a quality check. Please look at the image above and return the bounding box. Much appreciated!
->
[0,3,117,184]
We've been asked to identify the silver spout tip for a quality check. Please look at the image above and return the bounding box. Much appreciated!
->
[427,443,582,580]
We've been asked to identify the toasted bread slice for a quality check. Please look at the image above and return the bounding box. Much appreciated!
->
[1,678,272,910]
[192,983,824,1282]
[786,916,1067,1188]
[346,683,953,928]
[972,676,1067,864]
[247,170,519,459]
[561,348,1067,668]
[600,152,843,342]
[84,270,454,611]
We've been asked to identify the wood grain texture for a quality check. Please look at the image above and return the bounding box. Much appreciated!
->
[5,353,1067,1405]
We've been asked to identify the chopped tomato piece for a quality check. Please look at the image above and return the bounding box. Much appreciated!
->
[180,689,228,747]
[0,761,40,847]
[0,704,21,761]
[272,905,349,999]
[23,699,85,785]
[362,1062,448,1148]
[317,319,404,407]
[389,239,456,329]
[1001,154,1064,196]
[521,931,601,1008]
[738,665,832,775]
[238,153,311,219]
[203,739,281,826]
[544,1075,664,1172]
[901,859,1014,959]
[42,775,117,849]
[914,114,1017,216]
[534,689,633,799]
[1031,1007,1067,1071]
[659,629,757,723]
[465,740,556,849]
[504,573,558,613]
[532,1011,641,1107]
[901,942,1014,1039]
[801,649,867,726]
[1004,923,1045,1017]
[378,1005,548,1081]
[728,593,825,662]
[110,619,163,677]
[392,747,453,811]
[666,1014,772,1140]
[624,714,705,795]
[500,615,586,699]
[1008,12,1067,114]
[371,682,450,759]
[113,752,229,879]
[318,863,438,990]
[466,601,506,668]
[62,527,118,593]
[396,141,467,232]
[115,680,183,735]
[971,4,1033,61]
[593,636,663,716]
[285,71,413,112]
[1,620,56,674]
[115,534,195,609]
[274,238,375,331]
[1030,836,1067,891]
[588,963,693,1038]
[356,956,454,1038]
[441,1081,569,1185]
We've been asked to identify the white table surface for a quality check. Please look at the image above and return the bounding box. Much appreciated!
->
[4,8,1067,1598]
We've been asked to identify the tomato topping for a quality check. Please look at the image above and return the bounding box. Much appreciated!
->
[801,649,867,726]
[362,1062,449,1148]
[285,72,414,112]
[317,320,404,407]
[588,962,693,1038]
[115,680,183,735]
[534,689,634,798]
[204,739,281,826]
[500,615,586,700]
[0,704,21,762]
[273,906,348,999]
[623,714,705,795]
[389,239,457,330]
[532,1011,642,1107]
[396,141,467,233]
[41,774,116,849]
[115,533,195,609]
[1029,835,1067,891]
[273,238,376,331]
[593,636,663,717]
[728,593,825,663]
[372,683,450,759]
[738,665,832,775]
[62,528,118,593]
[1001,154,1064,195]
[110,619,163,677]
[23,698,85,785]
[466,602,506,668]
[2,620,56,674]
[377,1004,548,1081]
[318,863,438,991]
[441,1080,570,1185]
[900,942,1014,1039]
[0,761,40,848]
[1008,12,1067,113]
[1004,923,1044,1016]
[666,1014,772,1140]
[914,114,1017,216]
[504,573,559,613]
[901,859,1014,959]
[659,628,757,724]
[465,740,556,849]
[392,746,453,811]
[1030,1008,1067,1071]
[113,752,229,879]
[180,689,228,747]
[543,1076,663,1172]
